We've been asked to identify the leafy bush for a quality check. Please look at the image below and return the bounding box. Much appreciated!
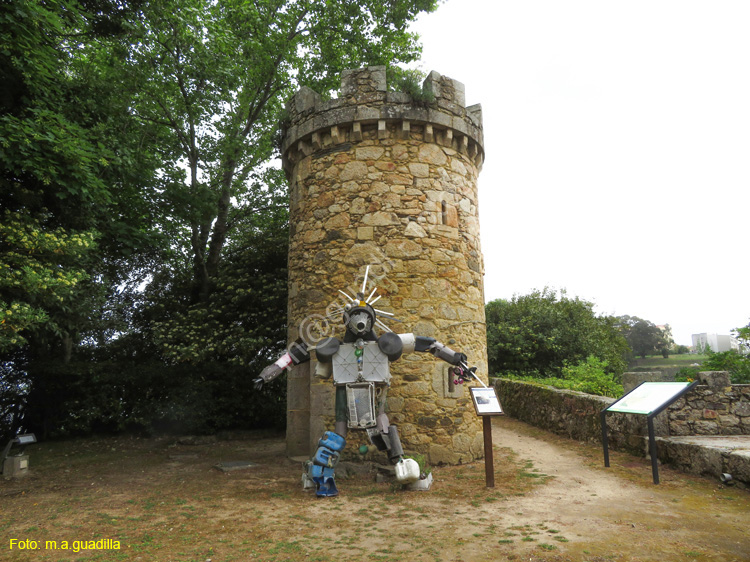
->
[559,356,624,397]
[675,366,701,382]
[486,289,629,378]
[20,350,287,439]
[673,350,749,384]
[499,356,624,398]
[700,350,750,384]
[388,67,435,105]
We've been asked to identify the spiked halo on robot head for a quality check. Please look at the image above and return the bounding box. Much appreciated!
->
[334,265,397,339]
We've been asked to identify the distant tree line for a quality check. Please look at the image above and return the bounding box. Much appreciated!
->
[613,315,673,359]
[486,289,750,389]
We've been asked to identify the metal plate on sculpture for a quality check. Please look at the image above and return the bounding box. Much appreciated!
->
[332,342,390,384]
[607,382,693,415]
[346,383,377,428]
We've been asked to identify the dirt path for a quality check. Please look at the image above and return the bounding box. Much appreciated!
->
[488,417,750,561]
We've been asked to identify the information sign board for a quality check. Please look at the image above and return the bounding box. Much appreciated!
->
[607,382,693,415]
[470,387,503,416]
[601,380,698,484]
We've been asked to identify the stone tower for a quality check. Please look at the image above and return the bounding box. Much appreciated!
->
[280,66,487,465]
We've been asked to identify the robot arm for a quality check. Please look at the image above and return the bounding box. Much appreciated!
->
[400,334,479,385]
[413,336,466,364]
[253,339,310,390]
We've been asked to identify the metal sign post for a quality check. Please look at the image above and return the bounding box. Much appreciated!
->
[601,381,698,484]
[469,386,503,488]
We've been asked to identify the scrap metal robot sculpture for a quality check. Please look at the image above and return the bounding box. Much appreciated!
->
[254,266,480,497]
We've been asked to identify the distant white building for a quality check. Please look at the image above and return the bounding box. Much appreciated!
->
[691,333,739,353]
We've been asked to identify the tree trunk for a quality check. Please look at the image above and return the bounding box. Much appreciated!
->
[205,165,236,280]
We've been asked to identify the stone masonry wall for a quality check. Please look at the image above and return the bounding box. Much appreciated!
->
[494,372,750,455]
[667,372,750,435]
[622,371,750,436]
[281,67,487,465]
[493,378,650,456]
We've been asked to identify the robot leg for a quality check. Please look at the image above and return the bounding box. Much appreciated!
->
[334,420,348,439]
[385,425,404,462]
[305,431,346,497]
[367,421,404,463]
[366,417,420,484]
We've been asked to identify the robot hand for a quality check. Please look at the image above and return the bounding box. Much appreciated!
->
[450,365,478,385]
[253,363,284,391]
[252,341,311,391]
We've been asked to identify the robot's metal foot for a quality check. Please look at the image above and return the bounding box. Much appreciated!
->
[395,458,420,484]
[301,468,316,491]
[305,431,346,498]
[315,477,339,497]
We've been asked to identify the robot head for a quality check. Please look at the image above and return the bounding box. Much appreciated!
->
[344,303,376,337]
[337,265,396,340]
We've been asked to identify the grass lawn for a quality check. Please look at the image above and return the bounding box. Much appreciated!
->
[628,354,707,369]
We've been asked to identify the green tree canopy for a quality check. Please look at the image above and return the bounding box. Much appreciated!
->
[0,0,159,356]
[120,0,437,304]
[1,0,166,439]
[615,316,671,358]
[485,288,629,378]
[733,320,750,354]
[2,0,440,439]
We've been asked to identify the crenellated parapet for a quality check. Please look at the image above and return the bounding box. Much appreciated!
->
[281,66,484,174]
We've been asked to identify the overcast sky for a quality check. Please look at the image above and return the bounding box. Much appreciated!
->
[408,0,750,345]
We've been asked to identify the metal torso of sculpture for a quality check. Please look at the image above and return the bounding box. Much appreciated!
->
[332,341,391,386]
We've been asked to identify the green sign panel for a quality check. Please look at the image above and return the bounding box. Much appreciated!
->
[607,382,693,415]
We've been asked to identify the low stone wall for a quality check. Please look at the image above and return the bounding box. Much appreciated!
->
[654,436,750,486]
[492,379,651,457]
[668,372,750,435]
[493,372,750,457]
